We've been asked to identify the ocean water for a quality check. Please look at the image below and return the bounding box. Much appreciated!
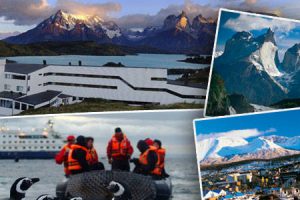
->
[6,54,207,69]
[0,156,201,200]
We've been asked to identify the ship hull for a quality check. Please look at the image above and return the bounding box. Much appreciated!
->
[0,151,58,159]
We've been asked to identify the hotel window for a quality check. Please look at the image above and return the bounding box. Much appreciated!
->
[16,86,24,92]
[27,75,30,80]
[5,74,12,79]
[4,84,11,90]
[21,103,27,110]
[27,86,30,92]
[14,102,20,110]
[0,100,12,108]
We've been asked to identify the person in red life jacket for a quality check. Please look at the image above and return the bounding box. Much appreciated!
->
[86,137,105,170]
[55,135,75,176]
[107,127,134,171]
[153,139,169,178]
[131,140,162,178]
[67,135,90,175]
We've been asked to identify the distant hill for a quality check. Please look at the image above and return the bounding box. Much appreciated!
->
[0,40,167,57]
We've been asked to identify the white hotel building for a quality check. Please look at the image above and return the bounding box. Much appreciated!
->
[0,59,206,115]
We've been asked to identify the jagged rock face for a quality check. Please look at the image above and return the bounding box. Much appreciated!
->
[282,43,300,73]
[162,11,191,31]
[215,29,287,106]
[5,10,122,44]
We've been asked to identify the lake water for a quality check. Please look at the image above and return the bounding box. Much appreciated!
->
[6,54,208,69]
[0,156,201,200]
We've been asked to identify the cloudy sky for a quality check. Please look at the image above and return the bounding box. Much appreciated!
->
[0,110,202,157]
[195,108,300,140]
[1,0,300,37]
[215,10,300,60]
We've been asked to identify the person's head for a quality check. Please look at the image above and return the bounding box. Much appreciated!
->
[85,137,94,149]
[76,135,86,147]
[67,135,75,145]
[153,139,162,149]
[145,138,154,146]
[137,140,149,153]
[114,127,123,141]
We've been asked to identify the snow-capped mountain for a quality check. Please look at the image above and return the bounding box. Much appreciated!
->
[5,10,124,44]
[3,10,216,54]
[214,28,288,106]
[264,135,300,150]
[200,135,300,166]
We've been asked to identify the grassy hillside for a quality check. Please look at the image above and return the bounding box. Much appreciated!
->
[20,98,203,115]
[0,40,167,57]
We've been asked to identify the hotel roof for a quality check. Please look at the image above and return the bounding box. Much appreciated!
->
[0,91,24,100]
[17,90,61,105]
[5,63,47,74]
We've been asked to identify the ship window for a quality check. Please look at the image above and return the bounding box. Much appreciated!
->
[23,147,26,149]
[3,135,5,138]
[3,147,5,149]
[40,146,44,149]
[46,146,49,149]
[40,141,43,143]
[8,146,11,149]
[52,141,55,143]
[46,141,49,143]
[8,141,11,143]
[28,146,31,149]
[35,141,37,143]
[14,135,17,138]
[8,135,11,138]
[14,147,17,149]
[14,141,17,143]
[3,141,5,144]
[34,146,37,149]
[58,146,61,149]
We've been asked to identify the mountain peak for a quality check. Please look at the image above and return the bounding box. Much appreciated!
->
[180,10,187,18]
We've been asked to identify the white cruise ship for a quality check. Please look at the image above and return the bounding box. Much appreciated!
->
[0,120,65,159]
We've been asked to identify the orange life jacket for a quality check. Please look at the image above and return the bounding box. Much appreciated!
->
[88,148,99,165]
[139,146,162,176]
[157,148,166,169]
[62,144,72,175]
[67,144,90,172]
[111,134,129,158]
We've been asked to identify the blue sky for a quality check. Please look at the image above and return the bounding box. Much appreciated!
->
[216,10,300,60]
[195,109,300,139]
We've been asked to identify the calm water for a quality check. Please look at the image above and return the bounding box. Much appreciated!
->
[6,54,207,69]
[0,157,201,200]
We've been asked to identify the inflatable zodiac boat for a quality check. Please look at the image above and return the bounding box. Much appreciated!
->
[56,170,172,200]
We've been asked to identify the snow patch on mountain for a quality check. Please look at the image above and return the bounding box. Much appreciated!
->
[199,135,300,165]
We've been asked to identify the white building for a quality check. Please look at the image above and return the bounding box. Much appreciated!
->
[0,59,206,115]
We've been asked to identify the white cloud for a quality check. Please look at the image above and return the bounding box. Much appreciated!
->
[198,128,276,141]
[1,110,202,156]
[224,13,297,33]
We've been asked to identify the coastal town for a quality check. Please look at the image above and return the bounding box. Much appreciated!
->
[201,159,300,199]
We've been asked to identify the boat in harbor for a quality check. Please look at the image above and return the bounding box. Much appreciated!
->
[0,120,64,159]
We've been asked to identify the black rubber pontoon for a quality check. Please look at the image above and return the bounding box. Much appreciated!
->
[56,170,172,200]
